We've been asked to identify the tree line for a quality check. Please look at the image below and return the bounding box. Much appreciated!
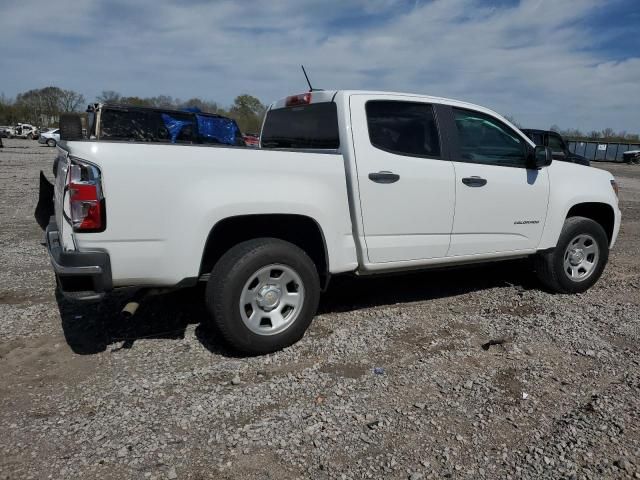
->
[0,87,85,127]
[548,125,639,143]
[505,115,639,143]
[2,86,637,141]
[0,87,267,134]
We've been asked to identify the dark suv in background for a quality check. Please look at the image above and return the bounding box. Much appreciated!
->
[521,129,590,166]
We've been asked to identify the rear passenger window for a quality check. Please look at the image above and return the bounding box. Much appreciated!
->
[366,101,440,158]
[453,108,526,167]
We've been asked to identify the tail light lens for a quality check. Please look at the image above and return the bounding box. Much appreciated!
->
[285,93,312,107]
[66,159,105,232]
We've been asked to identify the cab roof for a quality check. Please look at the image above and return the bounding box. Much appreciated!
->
[270,89,508,121]
[269,89,533,146]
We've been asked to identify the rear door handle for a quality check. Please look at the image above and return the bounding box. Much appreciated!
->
[368,171,400,184]
[461,176,487,187]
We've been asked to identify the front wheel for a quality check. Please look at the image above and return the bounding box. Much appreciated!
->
[206,238,320,354]
[46,138,57,147]
[535,216,609,293]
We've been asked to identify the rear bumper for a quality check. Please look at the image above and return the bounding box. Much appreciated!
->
[46,217,112,301]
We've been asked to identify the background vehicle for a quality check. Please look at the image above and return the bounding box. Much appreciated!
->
[0,126,16,138]
[521,128,590,166]
[38,90,621,355]
[86,103,246,146]
[13,123,39,140]
[38,128,60,147]
[243,133,260,147]
[622,150,640,164]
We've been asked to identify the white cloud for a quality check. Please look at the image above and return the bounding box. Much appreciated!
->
[0,0,637,131]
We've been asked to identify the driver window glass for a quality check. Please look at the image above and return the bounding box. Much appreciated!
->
[453,108,526,167]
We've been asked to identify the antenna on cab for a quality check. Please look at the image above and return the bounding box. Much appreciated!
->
[301,65,322,92]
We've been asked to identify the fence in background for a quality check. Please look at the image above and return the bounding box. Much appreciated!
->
[567,141,640,162]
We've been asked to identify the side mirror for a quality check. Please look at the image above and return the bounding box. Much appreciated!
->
[532,146,553,169]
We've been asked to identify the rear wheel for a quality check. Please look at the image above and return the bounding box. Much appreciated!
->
[206,238,320,354]
[535,216,609,293]
[46,138,57,147]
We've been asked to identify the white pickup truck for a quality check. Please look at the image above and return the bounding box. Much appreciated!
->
[40,90,621,354]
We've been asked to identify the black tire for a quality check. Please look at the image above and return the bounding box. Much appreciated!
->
[27,133,33,140]
[47,138,57,148]
[535,216,609,293]
[206,238,320,355]
[59,113,83,140]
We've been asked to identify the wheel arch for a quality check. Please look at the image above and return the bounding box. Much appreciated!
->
[566,202,615,244]
[199,214,330,287]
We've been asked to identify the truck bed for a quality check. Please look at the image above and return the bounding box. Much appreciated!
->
[53,141,358,288]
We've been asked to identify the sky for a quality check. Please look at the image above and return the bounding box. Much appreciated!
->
[1,0,638,132]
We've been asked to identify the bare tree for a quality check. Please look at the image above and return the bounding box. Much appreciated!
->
[148,95,177,108]
[601,128,615,139]
[59,89,86,112]
[97,90,122,103]
[588,131,601,140]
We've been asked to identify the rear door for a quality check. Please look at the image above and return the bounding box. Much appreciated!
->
[445,106,549,256]
[350,95,455,263]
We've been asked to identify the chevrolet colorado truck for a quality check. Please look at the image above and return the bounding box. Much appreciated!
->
[39,90,621,354]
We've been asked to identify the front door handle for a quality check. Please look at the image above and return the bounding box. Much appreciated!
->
[368,171,400,184]
[461,176,487,187]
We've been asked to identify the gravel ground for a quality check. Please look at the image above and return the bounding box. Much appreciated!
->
[1,138,639,479]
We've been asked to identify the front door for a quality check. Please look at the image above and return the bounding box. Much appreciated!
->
[350,95,456,263]
[446,107,549,257]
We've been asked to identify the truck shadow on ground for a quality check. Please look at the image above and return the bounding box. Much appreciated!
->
[57,259,537,356]
[319,259,537,314]
[56,286,231,356]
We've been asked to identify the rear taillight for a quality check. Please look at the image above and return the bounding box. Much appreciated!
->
[66,159,105,232]
[285,92,312,107]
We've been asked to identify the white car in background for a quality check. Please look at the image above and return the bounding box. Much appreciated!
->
[1,126,16,138]
[38,128,60,147]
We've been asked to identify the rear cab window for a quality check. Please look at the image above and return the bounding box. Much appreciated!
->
[261,102,340,149]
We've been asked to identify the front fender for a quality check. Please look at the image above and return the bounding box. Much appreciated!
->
[538,162,621,250]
